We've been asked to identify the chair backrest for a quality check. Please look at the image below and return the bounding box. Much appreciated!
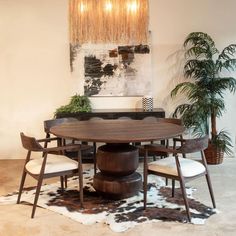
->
[117,116,132,120]
[142,116,158,122]
[178,135,209,154]
[89,117,104,121]
[156,118,183,126]
[44,117,78,133]
[20,132,43,152]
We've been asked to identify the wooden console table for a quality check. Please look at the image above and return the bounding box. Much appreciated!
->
[56,108,165,120]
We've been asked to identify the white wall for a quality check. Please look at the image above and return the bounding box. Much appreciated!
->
[149,0,236,154]
[0,0,236,159]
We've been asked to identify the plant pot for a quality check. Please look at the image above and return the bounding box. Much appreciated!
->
[204,143,224,165]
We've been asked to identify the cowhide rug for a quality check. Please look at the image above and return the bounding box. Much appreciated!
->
[0,169,217,232]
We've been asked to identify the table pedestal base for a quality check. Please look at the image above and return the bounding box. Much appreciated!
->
[93,143,142,199]
[93,172,142,199]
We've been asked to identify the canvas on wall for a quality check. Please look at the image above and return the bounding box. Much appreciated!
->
[70,43,152,97]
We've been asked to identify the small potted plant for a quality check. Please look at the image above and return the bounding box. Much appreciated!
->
[55,94,92,118]
[171,32,236,164]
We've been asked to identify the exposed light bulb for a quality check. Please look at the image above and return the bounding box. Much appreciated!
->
[127,1,138,12]
[80,3,86,12]
[105,2,112,11]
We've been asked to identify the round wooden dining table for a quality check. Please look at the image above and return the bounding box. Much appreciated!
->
[50,119,185,199]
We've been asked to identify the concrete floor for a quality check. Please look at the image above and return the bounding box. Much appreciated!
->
[0,158,236,236]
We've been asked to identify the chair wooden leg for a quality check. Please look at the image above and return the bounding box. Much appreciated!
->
[143,149,148,210]
[205,173,216,208]
[93,142,97,175]
[174,155,191,222]
[57,138,63,155]
[17,170,27,204]
[201,151,216,208]
[179,178,191,222]
[60,176,64,192]
[172,179,175,197]
[64,176,68,189]
[78,150,84,208]
[165,178,168,186]
[31,177,44,218]
[43,133,50,149]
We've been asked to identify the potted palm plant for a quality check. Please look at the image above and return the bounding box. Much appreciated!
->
[171,32,236,164]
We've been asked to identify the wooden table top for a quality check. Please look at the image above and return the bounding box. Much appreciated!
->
[50,120,185,143]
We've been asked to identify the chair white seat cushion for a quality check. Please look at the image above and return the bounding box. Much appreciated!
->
[26,154,78,175]
[148,156,205,177]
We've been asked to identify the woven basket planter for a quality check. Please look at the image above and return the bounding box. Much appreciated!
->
[204,143,224,165]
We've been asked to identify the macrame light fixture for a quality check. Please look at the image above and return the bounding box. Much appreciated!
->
[69,0,149,45]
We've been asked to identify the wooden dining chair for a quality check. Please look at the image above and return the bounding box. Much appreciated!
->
[139,118,183,160]
[44,117,95,188]
[143,135,216,222]
[17,132,89,218]
[44,117,94,166]
[117,116,133,120]
[142,116,158,122]
[43,117,78,149]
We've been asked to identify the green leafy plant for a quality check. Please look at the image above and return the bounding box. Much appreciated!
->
[55,94,92,116]
[171,32,236,155]
[211,130,233,155]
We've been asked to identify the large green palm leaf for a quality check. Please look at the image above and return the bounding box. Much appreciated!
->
[184,59,215,79]
[184,32,219,59]
[210,77,236,95]
[217,44,236,72]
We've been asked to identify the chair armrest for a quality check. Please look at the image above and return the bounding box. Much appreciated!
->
[144,144,179,154]
[44,144,92,153]
[37,137,60,143]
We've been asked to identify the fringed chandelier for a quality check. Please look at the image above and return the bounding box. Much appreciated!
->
[69,0,149,45]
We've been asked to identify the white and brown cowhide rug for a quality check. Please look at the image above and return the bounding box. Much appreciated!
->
[0,169,217,232]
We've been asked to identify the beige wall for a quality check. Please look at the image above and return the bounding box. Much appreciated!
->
[1,0,236,159]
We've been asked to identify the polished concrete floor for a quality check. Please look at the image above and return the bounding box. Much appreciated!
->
[0,158,236,236]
